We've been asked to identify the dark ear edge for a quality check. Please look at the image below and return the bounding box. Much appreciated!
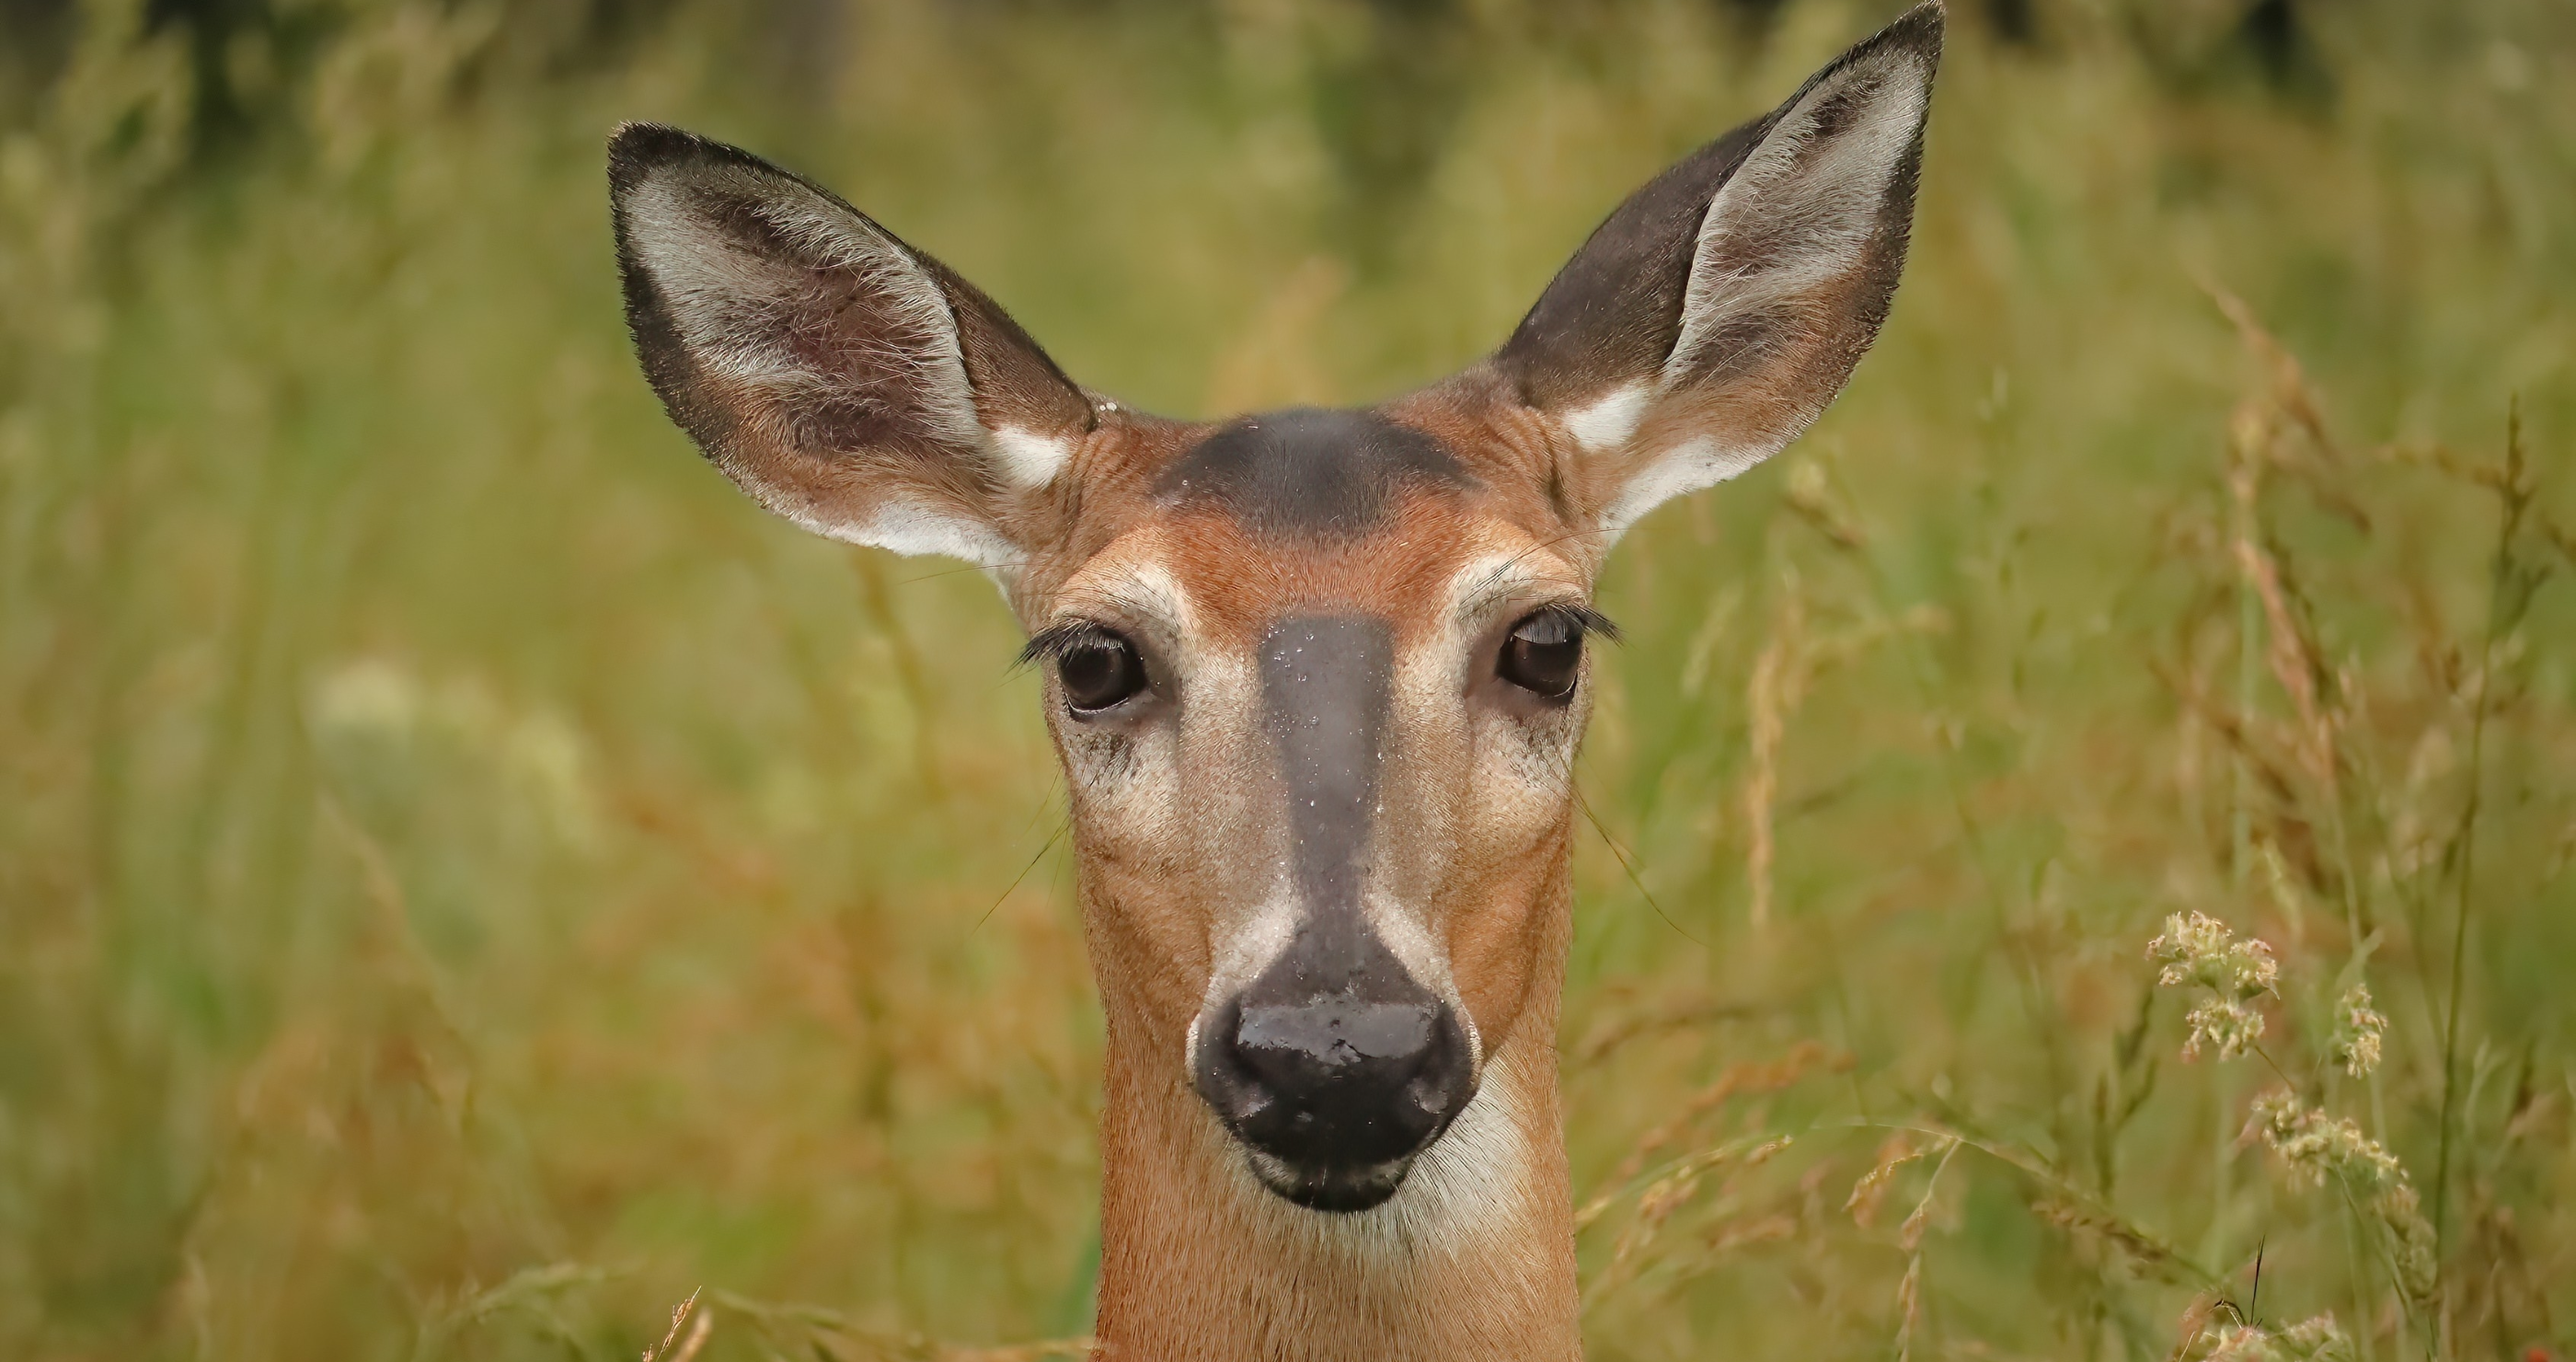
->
[1492,119,1772,412]
[1488,2,1941,537]
[608,122,1094,564]
[1497,2,1942,410]
[609,122,1092,436]
[609,123,766,503]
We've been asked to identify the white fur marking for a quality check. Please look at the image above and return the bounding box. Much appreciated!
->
[1261,1036,1538,1261]
[813,495,1014,568]
[990,426,1072,489]
[1560,381,1652,454]
[1201,895,1307,1012]
[1599,436,1772,540]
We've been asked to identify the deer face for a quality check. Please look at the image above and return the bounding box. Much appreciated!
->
[1024,404,1605,1210]
[609,4,1937,1216]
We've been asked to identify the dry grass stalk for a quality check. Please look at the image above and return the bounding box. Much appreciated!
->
[2030,1197,2199,1283]
[1702,1212,1799,1257]
[1582,1136,1793,1306]
[1888,1137,1959,1362]
[1743,580,1806,930]
[1893,1254,1925,1362]
[1782,456,1867,550]
[1740,569,1946,930]
[639,1288,709,1362]
[2208,279,2371,531]
[2231,524,2338,795]
[1567,990,1763,1067]
[708,1288,1096,1361]
[1608,1039,1837,1183]
[1846,1132,1929,1229]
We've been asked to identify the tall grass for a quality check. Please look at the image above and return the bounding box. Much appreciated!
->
[2,1,2570,1359]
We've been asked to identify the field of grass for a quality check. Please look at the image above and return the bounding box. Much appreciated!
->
[3,0,2572,1358]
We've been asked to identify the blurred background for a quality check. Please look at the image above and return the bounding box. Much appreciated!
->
[2,0,2572,1358]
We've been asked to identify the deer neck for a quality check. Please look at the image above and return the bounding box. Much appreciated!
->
[1084,892,1582,1362]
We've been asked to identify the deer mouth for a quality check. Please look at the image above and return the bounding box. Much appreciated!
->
[1241,1147,1421,1213]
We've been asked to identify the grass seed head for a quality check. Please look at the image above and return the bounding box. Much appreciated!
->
[2329,985,2386,1078]
[2148,911,2281,997]
[2182,998,2267,1061]
[2200,1315,2354,1362]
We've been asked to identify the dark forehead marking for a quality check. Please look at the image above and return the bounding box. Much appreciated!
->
[1154,407,1473,537]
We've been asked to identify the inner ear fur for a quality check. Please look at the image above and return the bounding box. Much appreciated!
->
[609,122,1092,567]
[1493,2,1942,537]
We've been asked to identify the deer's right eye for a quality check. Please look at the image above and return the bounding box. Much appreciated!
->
[1057,631,1148,713]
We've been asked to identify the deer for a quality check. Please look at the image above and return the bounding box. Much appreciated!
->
[608,6,1938,1357]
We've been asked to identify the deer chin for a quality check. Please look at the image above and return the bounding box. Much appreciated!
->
[1241,1146,1421,1214]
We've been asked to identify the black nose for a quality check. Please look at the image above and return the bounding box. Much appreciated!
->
[1193,950,1478,1212]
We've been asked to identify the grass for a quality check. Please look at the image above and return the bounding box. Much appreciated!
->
[2,0,2572,1358]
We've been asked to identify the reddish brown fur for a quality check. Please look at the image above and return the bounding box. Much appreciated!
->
[1006,397,1594,1361]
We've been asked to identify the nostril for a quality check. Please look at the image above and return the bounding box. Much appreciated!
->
[1407,1069,1452,1115]
[1192,995,1267,1126]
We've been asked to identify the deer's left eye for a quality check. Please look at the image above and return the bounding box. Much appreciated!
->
[1499,608,1586,700]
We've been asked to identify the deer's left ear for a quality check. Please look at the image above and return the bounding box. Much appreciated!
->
[1495,3,1940,540]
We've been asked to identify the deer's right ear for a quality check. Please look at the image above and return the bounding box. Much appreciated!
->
[609,123,1093,570]
[1495,3,1940,543]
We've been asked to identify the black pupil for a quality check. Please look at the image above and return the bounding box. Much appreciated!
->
[1060,637,1144,711]
[1501,612,1582,698]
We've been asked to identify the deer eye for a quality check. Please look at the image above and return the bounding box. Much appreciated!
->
[1055,629,1148,714]
[1498,608,1586,700]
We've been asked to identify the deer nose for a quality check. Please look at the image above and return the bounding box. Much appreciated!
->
[1193,960,1478,1212]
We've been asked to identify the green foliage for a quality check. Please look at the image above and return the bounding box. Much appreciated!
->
[3,1,2571,1358]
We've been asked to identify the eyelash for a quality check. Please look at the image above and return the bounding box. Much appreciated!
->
[1525,604,1621,643]
[1018,621,1126,669]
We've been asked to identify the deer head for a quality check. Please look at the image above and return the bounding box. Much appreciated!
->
[611,6,1938,1355]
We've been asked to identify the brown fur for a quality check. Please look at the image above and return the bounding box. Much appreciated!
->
[1021,403,1591,1359]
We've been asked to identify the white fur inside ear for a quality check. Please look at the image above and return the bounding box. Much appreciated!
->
[1666,49,1929,384]
[1560,381,1653,454]
[989,426,1073,489]
[1598,436,1772,540]
[805,494,1016,569]
[620,164,985,456]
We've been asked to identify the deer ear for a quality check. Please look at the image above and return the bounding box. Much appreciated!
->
[1496,3,1940,540]
[609,123,1093,570]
